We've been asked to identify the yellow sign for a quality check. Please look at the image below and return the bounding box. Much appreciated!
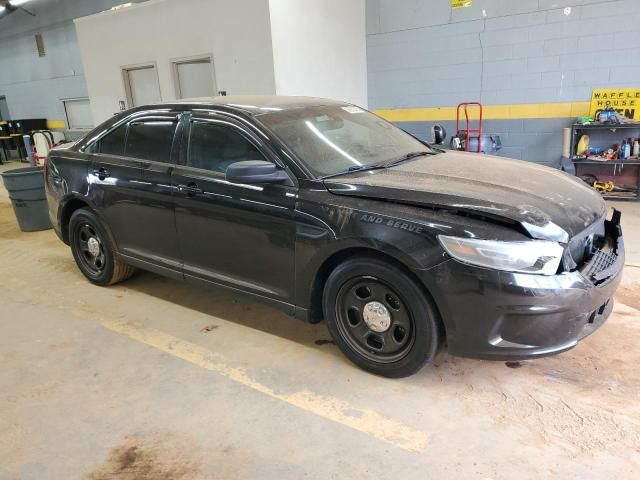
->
[451,0,472,8]
[589,88,640,120]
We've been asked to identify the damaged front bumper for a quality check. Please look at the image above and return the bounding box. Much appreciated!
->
[420,210,624,361]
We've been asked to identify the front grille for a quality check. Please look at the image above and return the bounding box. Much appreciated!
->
[566,218,605,268]
[581,247,617,282]
[575,210,622,284]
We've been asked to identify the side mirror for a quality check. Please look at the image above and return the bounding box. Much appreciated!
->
[226,160,290,185]
[431,125,447,145]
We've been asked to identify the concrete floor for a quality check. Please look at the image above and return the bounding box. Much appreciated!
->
[1,160,640,479]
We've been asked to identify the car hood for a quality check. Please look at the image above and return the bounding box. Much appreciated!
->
[323,151,606,242]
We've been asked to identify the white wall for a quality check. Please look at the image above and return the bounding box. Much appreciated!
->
[268,0,367,107]
[75,0,277,125]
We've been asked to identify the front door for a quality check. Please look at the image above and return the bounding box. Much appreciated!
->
[88,113,181,274]
[172,114,296,303]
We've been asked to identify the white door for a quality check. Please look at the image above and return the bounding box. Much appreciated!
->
[63,98,93,129]
[125,65,161,107]
[175,59,216,99]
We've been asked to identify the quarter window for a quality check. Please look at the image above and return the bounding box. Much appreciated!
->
[188,122,265,173]
[125,120,177,163]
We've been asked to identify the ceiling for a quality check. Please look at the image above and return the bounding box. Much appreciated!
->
[0,0,37,21]
[0,0,146,40]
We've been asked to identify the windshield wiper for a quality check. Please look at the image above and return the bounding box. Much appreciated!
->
[319,163,389,180]
[380,150,436,168]
[319,151,436,180]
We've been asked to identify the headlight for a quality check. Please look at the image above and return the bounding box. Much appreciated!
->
[438,235,564,275]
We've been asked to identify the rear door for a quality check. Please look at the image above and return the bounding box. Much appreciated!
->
[88,112,182,275]
[172,113,297,303]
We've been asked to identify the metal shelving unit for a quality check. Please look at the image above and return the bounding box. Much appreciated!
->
[570,123,640,201]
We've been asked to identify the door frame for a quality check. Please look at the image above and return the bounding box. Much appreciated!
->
[172,111,299,302]
[180,111,298,186]
[170,53,217,99]
[121,62,161,109]
[89,110,185,272]
[0,95,10,121]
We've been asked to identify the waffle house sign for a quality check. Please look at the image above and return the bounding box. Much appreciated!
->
[589,88,640,120]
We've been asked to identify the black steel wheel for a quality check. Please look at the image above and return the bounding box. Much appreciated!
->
[335,277,414,363]
[75,223,106,276]
[323,256,440,378]
[69,208,135,286]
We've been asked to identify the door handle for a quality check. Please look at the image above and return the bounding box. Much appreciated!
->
[177,182,203,195]
[92,167,110,180]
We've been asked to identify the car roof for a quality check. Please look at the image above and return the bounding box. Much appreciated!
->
[158,95,350,115]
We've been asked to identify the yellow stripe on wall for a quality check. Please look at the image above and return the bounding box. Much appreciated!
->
[0,120,64,128]
[10,103,592,130]
[374,102,591,122]
[47,120,66,129]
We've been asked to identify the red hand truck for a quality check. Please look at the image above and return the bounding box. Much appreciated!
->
[456,102,483,153]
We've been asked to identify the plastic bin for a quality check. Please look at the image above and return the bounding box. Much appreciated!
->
[1,166,51,232]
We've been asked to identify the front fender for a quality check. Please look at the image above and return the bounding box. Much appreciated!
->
[293,200,453,311]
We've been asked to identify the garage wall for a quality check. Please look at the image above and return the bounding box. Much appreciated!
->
[0,0,143,125]
[268,0,367,107]
[0,22,86,123]
[366,0,640,167]
[75,0,277,125]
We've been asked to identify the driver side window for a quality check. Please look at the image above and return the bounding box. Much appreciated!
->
[188,122,266,173]
[89,123,127,155]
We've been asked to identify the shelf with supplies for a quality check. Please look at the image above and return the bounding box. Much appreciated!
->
[570,122,640,201]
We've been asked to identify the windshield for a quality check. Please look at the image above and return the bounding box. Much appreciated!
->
[256,105,435,177]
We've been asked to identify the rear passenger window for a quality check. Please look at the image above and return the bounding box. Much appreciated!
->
[188,122,265,173]
[96,124,127,156]
[125,120,177,163]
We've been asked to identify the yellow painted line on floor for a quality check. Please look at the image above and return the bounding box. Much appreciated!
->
[374,101,591,122]
[99,318,429,453]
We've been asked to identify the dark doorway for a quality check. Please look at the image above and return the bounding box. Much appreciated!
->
[0,96,10,121]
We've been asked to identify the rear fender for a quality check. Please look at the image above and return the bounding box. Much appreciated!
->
[58,193,119,251]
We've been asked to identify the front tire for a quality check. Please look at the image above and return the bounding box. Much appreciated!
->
[69,208,134,286]
[323,256,440,378]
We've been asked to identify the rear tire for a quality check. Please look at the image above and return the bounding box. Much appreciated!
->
[323,256,439,378]
[69,208,135,286]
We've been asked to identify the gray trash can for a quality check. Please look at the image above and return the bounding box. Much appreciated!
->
[1,166,51,232]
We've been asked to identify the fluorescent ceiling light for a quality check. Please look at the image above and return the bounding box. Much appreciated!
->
[10,0,32,6]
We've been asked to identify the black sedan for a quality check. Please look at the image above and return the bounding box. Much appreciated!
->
[45,96,624,377]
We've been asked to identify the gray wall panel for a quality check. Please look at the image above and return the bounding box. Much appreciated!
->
[0,0,145,123]
[392,118,571,167]
[367,0,640,167]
